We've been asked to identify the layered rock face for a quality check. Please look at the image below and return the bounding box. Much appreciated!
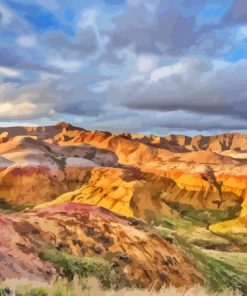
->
[0,202,202,289]
[0,122,247,234]
[55,127,247,217]
[36,167,176,219]
[0,132,118,206]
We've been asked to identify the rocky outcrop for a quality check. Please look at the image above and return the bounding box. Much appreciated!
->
[0,123,246,232]
[56,129,246,213]
[0,135,118,206]
[0,202,202,289]
[37,167,176,220]
[164,133,247,152]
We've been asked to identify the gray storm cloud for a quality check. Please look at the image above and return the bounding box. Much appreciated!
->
[0,0,246,133]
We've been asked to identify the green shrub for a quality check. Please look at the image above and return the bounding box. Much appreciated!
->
[39,251,114,289]
[167,203,241,226]
[24,287,48,296]
[219,232,247,246]
[175,237,247,295]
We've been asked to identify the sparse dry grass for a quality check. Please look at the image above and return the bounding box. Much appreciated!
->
[0,278,241,296]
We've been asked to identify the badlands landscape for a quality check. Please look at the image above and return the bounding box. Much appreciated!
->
[0,122,247,295]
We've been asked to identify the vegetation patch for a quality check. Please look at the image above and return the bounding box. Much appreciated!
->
[167,203,241,226]
[217,232,247,246]
[157,229,247,295]
[39,251,129,290]
[186,246,247,295]
[0,198,34,212]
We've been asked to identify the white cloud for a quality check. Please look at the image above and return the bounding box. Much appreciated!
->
[130,74,145,82]
[16,35,36,48]
[35,0,59,11]
[137,55,158,72]
[1,0,246,134]
[0,102,36,118]
[40,73,62,81]
[150,59,193,82]
[108,56,246,124]
[236,25,247,40]
[78,10,98,28]
[47,56,83,73]
[0,4,13,25]
[88,80,111,93]
[147,58,212,84]
[0,67,20,77]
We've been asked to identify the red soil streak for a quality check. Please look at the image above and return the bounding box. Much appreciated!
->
[37,202,95,215]
[9,166,52,177]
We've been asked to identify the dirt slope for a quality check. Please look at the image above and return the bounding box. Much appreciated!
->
[0,202,202,290]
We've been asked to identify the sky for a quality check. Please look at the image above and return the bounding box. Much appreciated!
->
[0,0,247,135]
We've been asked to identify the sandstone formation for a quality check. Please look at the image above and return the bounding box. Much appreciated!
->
[0,123,246,233]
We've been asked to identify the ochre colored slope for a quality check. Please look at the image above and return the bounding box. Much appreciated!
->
[56,127,247,232]
[37,167,175,219]
[0,122,247,234]
[53,129,245,209]
[209,216,247,235]
[57,129,247,213]
[36,167,136,216]
[209,177,247,235]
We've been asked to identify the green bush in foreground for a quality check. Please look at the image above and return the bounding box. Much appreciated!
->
[171,236,247,296]
[19,287,48,296]
[39,251,115,289]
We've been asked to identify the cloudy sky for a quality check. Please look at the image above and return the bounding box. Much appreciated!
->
[0,0,247,135]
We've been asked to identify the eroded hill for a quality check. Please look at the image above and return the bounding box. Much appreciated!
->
[0,202,202,290]
[1,123,247,294]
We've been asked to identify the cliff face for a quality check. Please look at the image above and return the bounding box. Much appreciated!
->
[164,133,247,152]
[36,167,176,220]
[0,135,118,206]
[0,202,202,289]
[56,128,246,215]
[0,123,247,233]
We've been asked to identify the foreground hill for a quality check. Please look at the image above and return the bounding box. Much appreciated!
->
[0,202,202,290]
